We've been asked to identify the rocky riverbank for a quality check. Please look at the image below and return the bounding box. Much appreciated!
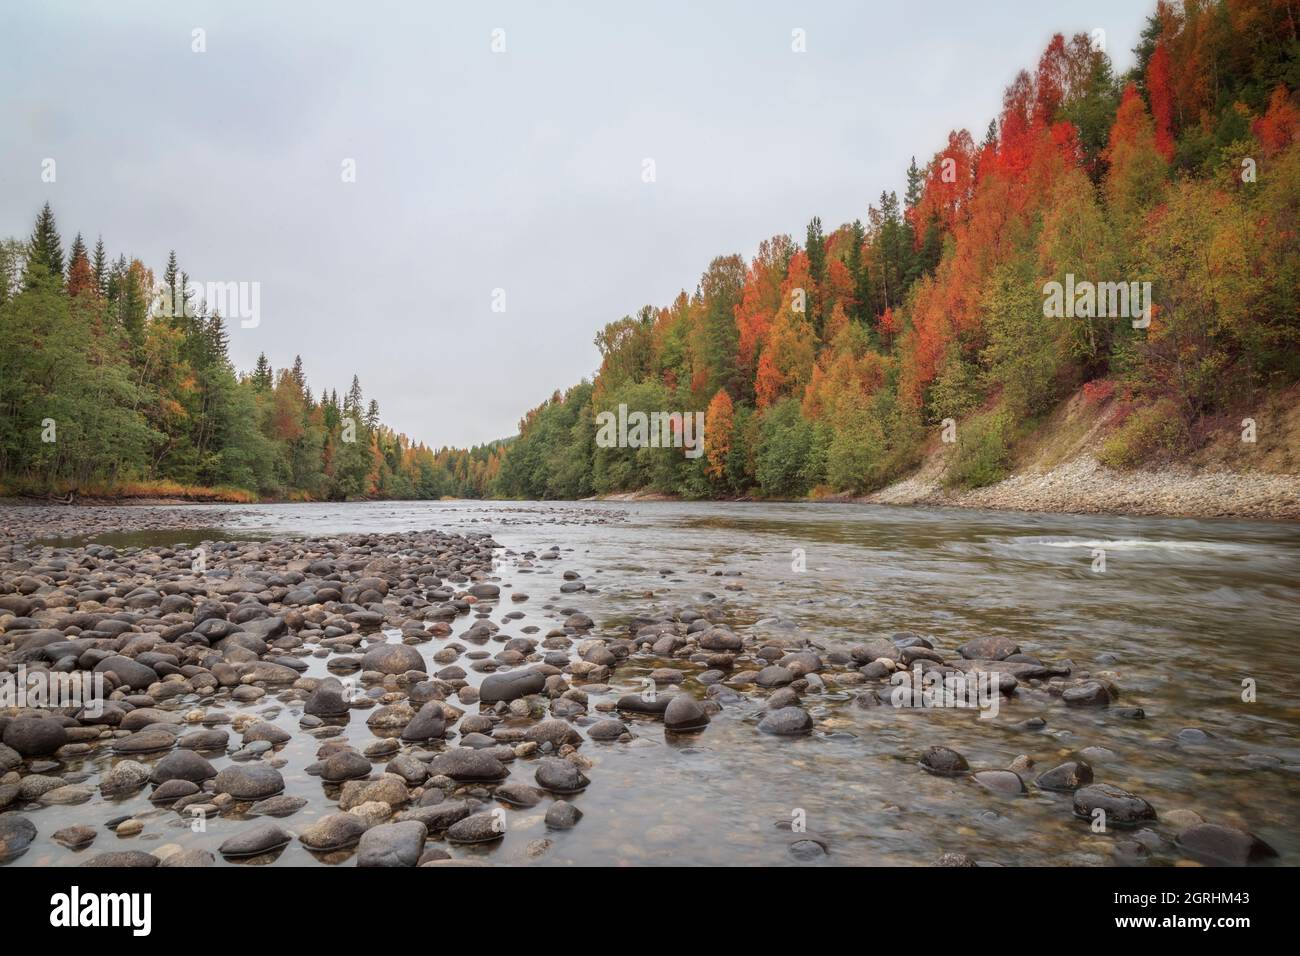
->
[0,503,239,543]
[865,455,1300,521]
[594,460,1300,520]
[0,515,1285,867]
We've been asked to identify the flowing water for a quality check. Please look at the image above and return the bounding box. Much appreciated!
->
[13,500,1300,866]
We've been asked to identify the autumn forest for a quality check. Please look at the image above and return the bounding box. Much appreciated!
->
[2,0,1297,503]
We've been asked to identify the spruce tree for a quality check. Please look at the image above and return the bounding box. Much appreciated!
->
[25,202,65,286]
[162,250,179,298]
[253,352,273,390]
[91,236,108,298]
[845,219,871,325]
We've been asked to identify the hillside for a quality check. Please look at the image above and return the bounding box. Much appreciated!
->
[865,382,1300,518]
[491,0,1300,515]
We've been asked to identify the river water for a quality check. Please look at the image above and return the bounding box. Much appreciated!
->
[14,500,1300,866]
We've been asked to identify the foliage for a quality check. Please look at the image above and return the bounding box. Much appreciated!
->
[0,206,503,500]
[1098,398,1190,468]
[945,409,1015,488]
[6,1,1296,503]
[490,0,1299,501]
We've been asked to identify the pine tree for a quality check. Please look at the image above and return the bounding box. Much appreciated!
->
[346,375,363,415]
[91,236,108,298]
[161,250,181,321]
[904,157,924,225]
[25,202,65,286]
[290,355,307,395]
[805,217,826,330]
[365,399,380,431]
[253,352,273,390]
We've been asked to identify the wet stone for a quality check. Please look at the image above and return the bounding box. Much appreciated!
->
[150,779,200,805]
[397,799,477,832]
[1034,761,1093,793]
[100,760,152,795]
[919,746,970,777]
[80,851,159,868]
[52,824,96,850]
[535,757,590,794]
[219,823,291,859]
[250,794,308,817]
[545,800,583,830]
[319,749,372,783]
[360,643,426,675]
[1176,823,1278,866]
[663,694,710,732]
[426,749,508,782]
[757,706,813,736]
[150,750,217,785]
[1062,681,1111,707]
[587,719,627,741]
[973,769,1026,795]
[2,717,68,756]
[300,813,369,852]
[1072,784,1157,827]
[957,636,1020,661]
[214,765,285,800]
[494,782,543,808]
[357,820,427,867]
[479,668,545,702]
[447,811,506,844]
[0,815,37,863]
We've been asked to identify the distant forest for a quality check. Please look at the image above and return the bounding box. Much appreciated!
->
[0,213,501,500]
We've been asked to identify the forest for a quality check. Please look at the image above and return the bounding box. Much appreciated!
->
[1,0,1296,503]
[0,218,502,500]
[494,0,1299,500]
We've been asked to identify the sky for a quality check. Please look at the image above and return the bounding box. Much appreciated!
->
[0,0,1152,449]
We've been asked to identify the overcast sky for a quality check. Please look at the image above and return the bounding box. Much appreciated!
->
[0,1,1150,449]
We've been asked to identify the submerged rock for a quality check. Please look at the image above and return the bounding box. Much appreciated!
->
[357,820,427,867]
[757,706,812,736]
[919,746,970,777]
[1072,784,1157,827]
[1034,761,1093,793]
[1176,823,1278,866]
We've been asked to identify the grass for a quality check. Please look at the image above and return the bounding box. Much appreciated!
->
[0,477,258,503]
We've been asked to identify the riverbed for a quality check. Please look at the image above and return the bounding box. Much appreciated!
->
[3,499,1298,866]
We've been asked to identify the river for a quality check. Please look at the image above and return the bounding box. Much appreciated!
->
[11,500,1300,865]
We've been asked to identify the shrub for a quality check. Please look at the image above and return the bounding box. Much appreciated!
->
[755,399,817,498]
[945,410,1014,488]
[1098,398,1188,469]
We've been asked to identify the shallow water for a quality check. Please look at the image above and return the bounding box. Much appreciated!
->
[13,500,1300,866]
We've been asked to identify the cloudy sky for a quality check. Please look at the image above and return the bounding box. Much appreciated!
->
[0,1,1150,449]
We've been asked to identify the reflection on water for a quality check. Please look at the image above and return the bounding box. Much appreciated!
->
[14,500,1300,866]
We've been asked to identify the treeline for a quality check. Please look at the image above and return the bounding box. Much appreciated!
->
[0,209,502,500]
[496,0,1299,500]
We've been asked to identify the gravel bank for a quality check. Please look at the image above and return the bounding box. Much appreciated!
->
[0,504,238,543]
[868,456,1300,520]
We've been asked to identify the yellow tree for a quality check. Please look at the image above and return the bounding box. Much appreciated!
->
[703,388,734,482]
